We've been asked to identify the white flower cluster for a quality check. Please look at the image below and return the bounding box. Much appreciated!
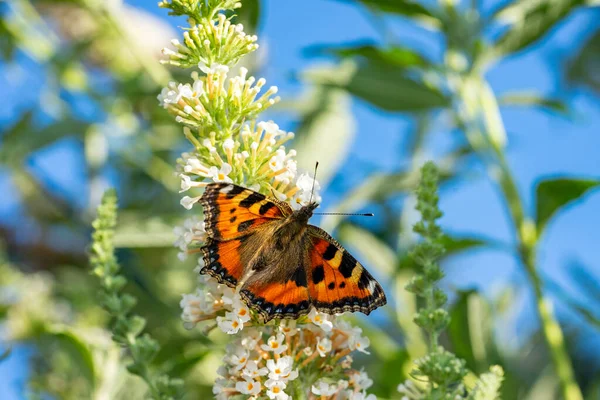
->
[173,216,206,261]
[175,120,321,211]
[210,309,376,399]
[157,67,280,135]
[180,272,251,331]
[161,2,377,399]
[161,12,258,69]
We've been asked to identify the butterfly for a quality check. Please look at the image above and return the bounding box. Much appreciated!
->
[199,182,387,322]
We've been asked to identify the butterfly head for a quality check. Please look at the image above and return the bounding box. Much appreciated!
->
[293,202,319,224]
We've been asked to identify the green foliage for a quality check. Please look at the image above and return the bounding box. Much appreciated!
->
[405,162,467,396]
[535,178,600,234]
[1,0,599,398]
[337,0,440,27]
[90,190,183,400]
[47,328,97,388]
[566,27,600,93]
[317,0,598,397]
[313,42,431,68]
[399,162,505,399]
[335,62,450,112]
[491,0,586,59]
[498,92,571,116]
[0,347,12,362]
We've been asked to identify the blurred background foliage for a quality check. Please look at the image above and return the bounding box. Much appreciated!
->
[1,0,600,399]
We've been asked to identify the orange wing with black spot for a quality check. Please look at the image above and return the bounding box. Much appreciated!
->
[305,226,386,315]
[200,183,291,240]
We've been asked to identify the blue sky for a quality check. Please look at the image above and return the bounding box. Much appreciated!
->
[1,0,600,397]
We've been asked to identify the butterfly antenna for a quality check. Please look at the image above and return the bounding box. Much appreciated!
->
[308,161,319,204]
[313,212,375,217]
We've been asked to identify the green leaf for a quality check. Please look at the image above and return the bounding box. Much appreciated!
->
[448,290,493,374]
[47,328,96,388]
[0,347,11,363]
[310,42,430,68]
[338,62,450,112]
[336,222,396,277]
[491,0,585,58]
[566,262,600,303]
[0,17,17,61]
[565,28,600,94]
[535,178,600,233]
[336,0,440,28]
[546,277,600,330]
[498,92,570,116]
[440,236,495,254]
[293,86,355,187]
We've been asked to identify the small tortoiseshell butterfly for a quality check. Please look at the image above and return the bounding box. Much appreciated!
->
[199,182,387,321]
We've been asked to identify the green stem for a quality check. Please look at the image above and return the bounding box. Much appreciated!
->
[455,74,583,400]
[425,276,439,352]
[492,150,583,400]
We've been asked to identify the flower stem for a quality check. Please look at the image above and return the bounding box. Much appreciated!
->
[454,74,583,400]
[492,149,583,400]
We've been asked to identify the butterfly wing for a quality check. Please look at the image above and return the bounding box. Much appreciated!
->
[305,226,386,315]
[200,183,291,288]
[201,237,247,287]
[240,267,312,322]
[237,225,386,321]
[200,183,291,241]
[200,183,386,318]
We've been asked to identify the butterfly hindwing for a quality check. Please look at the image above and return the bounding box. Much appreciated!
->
[240,270,312,321]
[237,226,386,321]
[200,183,291,240]
[306,226,387,315]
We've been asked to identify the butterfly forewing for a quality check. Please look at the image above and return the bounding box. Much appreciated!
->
[200,183,290,240]
[201,237,246,287]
